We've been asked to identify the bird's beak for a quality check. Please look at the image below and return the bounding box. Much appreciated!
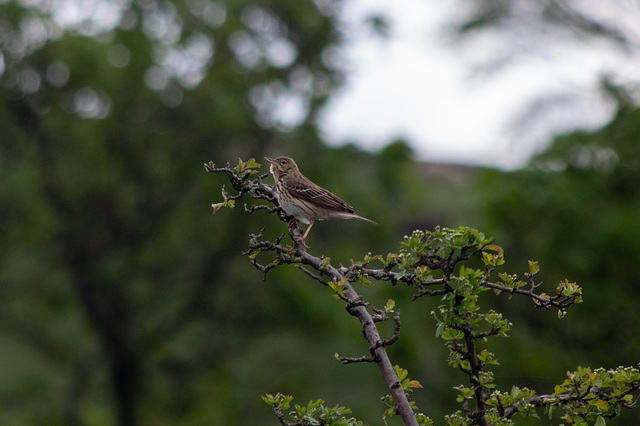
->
[265,157,275,164]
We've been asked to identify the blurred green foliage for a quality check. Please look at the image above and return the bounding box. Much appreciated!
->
[1,0,640,425]
[0,1,350,424]
[478,109,640,425]
[0,1,436,424]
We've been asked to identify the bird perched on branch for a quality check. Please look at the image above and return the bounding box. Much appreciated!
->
[265,156,375,248]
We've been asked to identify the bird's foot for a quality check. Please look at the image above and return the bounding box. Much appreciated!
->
[287,218,309,249]
[292,235,309,250]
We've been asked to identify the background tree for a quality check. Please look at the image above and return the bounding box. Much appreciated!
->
[2,0,640,425]
[444,0,640,158]
[0,0,347,424]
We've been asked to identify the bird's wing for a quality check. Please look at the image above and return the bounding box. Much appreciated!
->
[284,177,355,213]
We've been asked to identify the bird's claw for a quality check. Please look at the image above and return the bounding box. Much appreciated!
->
[286,218,309,249]
[293,235,309,250]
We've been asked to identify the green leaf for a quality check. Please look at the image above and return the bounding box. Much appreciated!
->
[357,275,373,286]
[262,393,293,410]
[245,157,261,169]
[394,365,408,382]
[385,299,395,312]
[261,394,274,406]
[233,158,244,173]
[592,400,609,411]
[594,416,606,426]
[482,251,494,265]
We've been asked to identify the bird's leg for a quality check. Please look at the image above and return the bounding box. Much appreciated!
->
[287,218,309,249]
[301,221,314,241]
[287,218,314,249]
[296,221,315,249]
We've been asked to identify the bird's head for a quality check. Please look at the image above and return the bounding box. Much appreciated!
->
[265,156,299,177]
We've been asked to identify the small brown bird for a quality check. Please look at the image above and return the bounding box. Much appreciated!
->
[265,156,375,248]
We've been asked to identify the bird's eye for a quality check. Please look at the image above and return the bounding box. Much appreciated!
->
[280,160,286,165]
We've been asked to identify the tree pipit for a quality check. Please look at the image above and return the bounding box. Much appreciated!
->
[266,156,375,248]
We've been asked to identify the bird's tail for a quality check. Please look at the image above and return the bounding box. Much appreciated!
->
[354,214,376,224]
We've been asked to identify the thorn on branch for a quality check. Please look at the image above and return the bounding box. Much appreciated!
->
[245,227,267,248]
[370,305,388,322]
[221,184,243,201]
[368,311,402,352]
[245,203,283,215]
[413,285,447,300]
[296,265,328,286]
[344,296,368,316]
[386,310,402,347]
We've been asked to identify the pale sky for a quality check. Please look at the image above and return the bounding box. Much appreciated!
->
[40,0,638,169]
[318,0,636,169]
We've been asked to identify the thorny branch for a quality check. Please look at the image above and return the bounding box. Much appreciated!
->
[206,160,420,426]
[247,229,420,425]
[206,159,626,425]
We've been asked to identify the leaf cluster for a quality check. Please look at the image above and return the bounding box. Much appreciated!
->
[548,366,640,424]
[262,393,365,426]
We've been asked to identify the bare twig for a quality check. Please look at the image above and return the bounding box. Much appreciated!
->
[337,354,376,364]
[272,404,296,426]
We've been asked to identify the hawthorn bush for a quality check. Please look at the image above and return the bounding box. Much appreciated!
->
[207,159,640,426]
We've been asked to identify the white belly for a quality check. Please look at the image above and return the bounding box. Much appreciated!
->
[278,196,314,224]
